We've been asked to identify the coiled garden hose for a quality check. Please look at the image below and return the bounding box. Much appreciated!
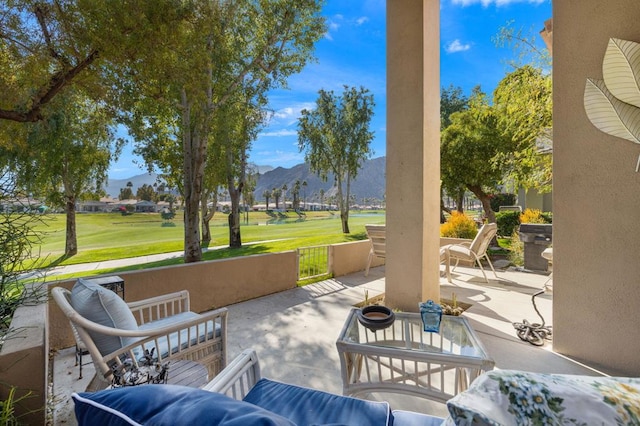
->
[512,289,553,346]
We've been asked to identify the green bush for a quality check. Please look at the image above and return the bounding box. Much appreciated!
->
[160,210,176,221]
[497,208,552,237]
[489,193,517,212]
[495,211,520,236]
[508,230,524,266]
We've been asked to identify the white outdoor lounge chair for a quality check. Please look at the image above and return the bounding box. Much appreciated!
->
[364,224,386,277]
[440,222,499,283]
[52,279,228,385]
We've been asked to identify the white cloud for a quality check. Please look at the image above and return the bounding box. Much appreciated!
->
[268,103,316,125]
[452,0,545,7]
[445,39,471,53]
[356,16,369,26]
[259,129,297,137]
[273,107,295,120]
[325,18,341,41]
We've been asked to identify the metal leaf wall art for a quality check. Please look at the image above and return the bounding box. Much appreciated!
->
[584,38,640,171]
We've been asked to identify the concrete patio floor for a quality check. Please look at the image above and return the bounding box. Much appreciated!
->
[51,264,616,424]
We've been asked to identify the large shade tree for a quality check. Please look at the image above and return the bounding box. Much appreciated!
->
[440,88,511,225]
[122,0,325,262]
[493,65,553,193]
[0,0,189,123]
[298,86,375,233]
[440,85,469,220]
[214,90,266,248]
[0,90,118,256]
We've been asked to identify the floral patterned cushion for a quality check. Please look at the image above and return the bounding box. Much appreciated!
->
[445,370,640,425]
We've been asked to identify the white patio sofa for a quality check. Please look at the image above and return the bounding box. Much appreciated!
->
[71,348,640,425]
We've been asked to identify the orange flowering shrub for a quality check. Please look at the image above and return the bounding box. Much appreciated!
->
[440,211,478,239]
[520,208,546,224]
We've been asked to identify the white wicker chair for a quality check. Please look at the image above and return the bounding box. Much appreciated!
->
[202,348,261,399]
[53,286,227,385]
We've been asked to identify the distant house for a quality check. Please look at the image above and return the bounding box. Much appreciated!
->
[517,132,553,213]
[0,197,44,213]
[135,200,157,213]
[76,200,107,212]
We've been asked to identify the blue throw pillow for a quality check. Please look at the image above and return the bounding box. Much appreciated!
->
[70,278,139,356]
[243,378,393,426]
[73,385,296,426]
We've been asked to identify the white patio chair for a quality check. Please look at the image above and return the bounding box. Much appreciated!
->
[52,279,227,385]
[364,224,386,276]
[440,222,499,283]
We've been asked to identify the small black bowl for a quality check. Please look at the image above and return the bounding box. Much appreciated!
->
[357,305,395,332]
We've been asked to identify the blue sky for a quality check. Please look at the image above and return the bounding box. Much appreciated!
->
[108,0,552,179]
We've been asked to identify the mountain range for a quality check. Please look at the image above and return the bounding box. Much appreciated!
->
[104,156,386,203]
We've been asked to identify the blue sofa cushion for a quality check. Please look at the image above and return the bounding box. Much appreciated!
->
[391,410,446,426]
[73,385,296,426]
[243,378,393,425]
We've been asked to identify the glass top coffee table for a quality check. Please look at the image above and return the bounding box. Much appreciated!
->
[336,308,494,403]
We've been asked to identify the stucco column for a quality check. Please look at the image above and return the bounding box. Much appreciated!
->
[385,0,440,311]
[553,0,640,375]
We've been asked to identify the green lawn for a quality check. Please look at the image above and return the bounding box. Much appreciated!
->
[33,210,386,274]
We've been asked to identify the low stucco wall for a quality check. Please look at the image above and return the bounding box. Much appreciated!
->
[440,237,471,246]
[331,239,383,277]
[328,236,468,277]
[49,251,298,350]
[0,290,48,425]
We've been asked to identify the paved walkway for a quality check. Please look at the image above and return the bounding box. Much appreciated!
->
[44,239,291,277]
[51,264,613,424]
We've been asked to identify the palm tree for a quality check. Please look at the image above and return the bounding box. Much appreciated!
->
[302,180,308,209]
[262,189,272,211]
[281,184,288,210]
[319,188,325,210]
[272,188,282,209]
[292,180,301,211]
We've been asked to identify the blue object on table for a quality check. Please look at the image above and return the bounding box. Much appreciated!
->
[419,300,442,332]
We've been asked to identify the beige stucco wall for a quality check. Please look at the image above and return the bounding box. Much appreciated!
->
[49,242,376,350]
[0,291,48,425]
[554,0,640,374]
[49,251,298,349]
[332,240,383,277]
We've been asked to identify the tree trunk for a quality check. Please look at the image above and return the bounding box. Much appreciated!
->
[201,192,216,246]
[336,175,350,233]
[440,196,450,223]
[64,196,78,257]
[455,189,464,213]
[181,90,206,263]
[228,188,242,248]
[467,185,496,224]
